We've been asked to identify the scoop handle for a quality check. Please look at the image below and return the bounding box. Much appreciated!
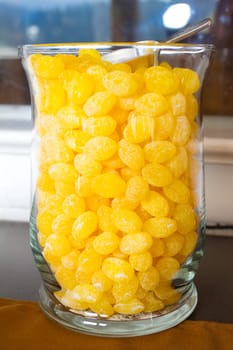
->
[166,18,212,43]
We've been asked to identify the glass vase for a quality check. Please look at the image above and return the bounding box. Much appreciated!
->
[20,42,213,337]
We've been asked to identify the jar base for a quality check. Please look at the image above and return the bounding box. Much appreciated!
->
[39,283,197,337]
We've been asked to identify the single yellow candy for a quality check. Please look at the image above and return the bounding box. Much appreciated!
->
[55,265,77,290]
[118,139,144,170]
[134,92,169,117]
[120,232,153,255]
[102,257,134,282]
[82,115,116,136]
[72,210,98,240]
[163,179,190,204]
[83,91,117,117]
[144,141,176,163]
[138,266,160,290]
[112,208,142,234]
[125,176,149,202]
[156,256,180,280]
[62,194,86,218]
[112,276,139,303]
[143,217,177,238]
[144,66,179,95]
[84,136,118,161]
[141,191,169,218]
[74,153,102,177]
[103,70,138,97]
[173,204,197,234]
[114,298,144,315]
[129,251,153,272]
[142,162,173,187]
[93,231,120,255]
[92,173,126,198]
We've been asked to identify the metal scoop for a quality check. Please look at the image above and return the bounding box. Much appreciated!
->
[104,18,212,63]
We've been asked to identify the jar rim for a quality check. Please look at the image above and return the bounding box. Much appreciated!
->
[18,42,215,57]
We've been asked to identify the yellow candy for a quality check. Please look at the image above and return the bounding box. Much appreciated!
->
[93,231,119,255]
[144,141,176,163]
[55,289,88,311]
[40,135,73,165]
[120,232,152,255]
[72,283,102,304]
[123,113,155,143]
[163,179,190,204]
[48,163,77,183]
[61,250,80,270]
[173,204,197,234]
[92,173,126,198]
[142,292,164,312]
[82,115,116,136]
[75,176,93,197]
[142,163,173,187]
[141,191,169,218]
[138,266,160,290]
[62,194,86,218]
[154,112,175,140]
[55,265,76,290]
[180,231,198,256]
[156,256,180,280]
[171,115,191,146]
[36,211,54,236]
[30,54,65,79]
[51,214,73,235]
[112,208,142,234]
[89,297,114,317]
[84,136,118,161]
[166,147,188,178]
[103,70,138,97]
[44,233,71,257]
[66,72,94,105]
[102,257,134,282]
[169,92,186,116]
[74,153,102,177]
[64,130,91,153]
[118,139,144,170]
[134,92,169,117]
[125,176,149,202]
[114,298,144,315]
[143,217,177,238]
[112,276,139,302]
[56,105,83,129]
[144,65,179,95]
[164,232,185,256]
[173,67,200,94]
[150,238,165,257]
[91,270,113,292]
[129,251,153,272]
[77,247,103,275]
[72,210,98,240]
[39,80,67,114]
[83,91,117,117]
[97,205,117,232]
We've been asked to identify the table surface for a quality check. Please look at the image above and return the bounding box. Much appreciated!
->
[0,221,232,324]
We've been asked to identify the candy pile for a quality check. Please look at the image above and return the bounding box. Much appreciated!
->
[30,48,199,317]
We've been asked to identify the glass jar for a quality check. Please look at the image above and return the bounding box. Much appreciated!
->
[20,43,213,337]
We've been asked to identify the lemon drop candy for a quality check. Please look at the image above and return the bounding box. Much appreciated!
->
[173,204,197,234]
[112,208,142,234]
[82,115,116,136]
[144,65,179,95]
[92,173,126,198]
[74,153,102,177]
[156,256,180,281]
[62,194,86,218]
[144,141,176,164]
[173,67,200,95]
[134,92,169,117]
[112,275,139,303]
[84,136,118,161]
[93,231,120,255]
[114,298,144,315]
[163,179,190,204]
[71,284,102,304]
[83,91,117,117]
[72,210,98,241]
[143,217,177,238]
[102,70,138,97]
[142,163,173,187]
[102,257,134,282]
[138,266,160,291]
[30,54,65,79]
[125,175,149,202]
[141,191,169,217]
[129,251,153,272]
[118,139,144,170]
[120,232,153,255]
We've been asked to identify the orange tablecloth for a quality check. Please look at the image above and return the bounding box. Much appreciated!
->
[0,298,232,350]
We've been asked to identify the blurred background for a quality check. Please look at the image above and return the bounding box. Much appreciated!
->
[0,0,232,227]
